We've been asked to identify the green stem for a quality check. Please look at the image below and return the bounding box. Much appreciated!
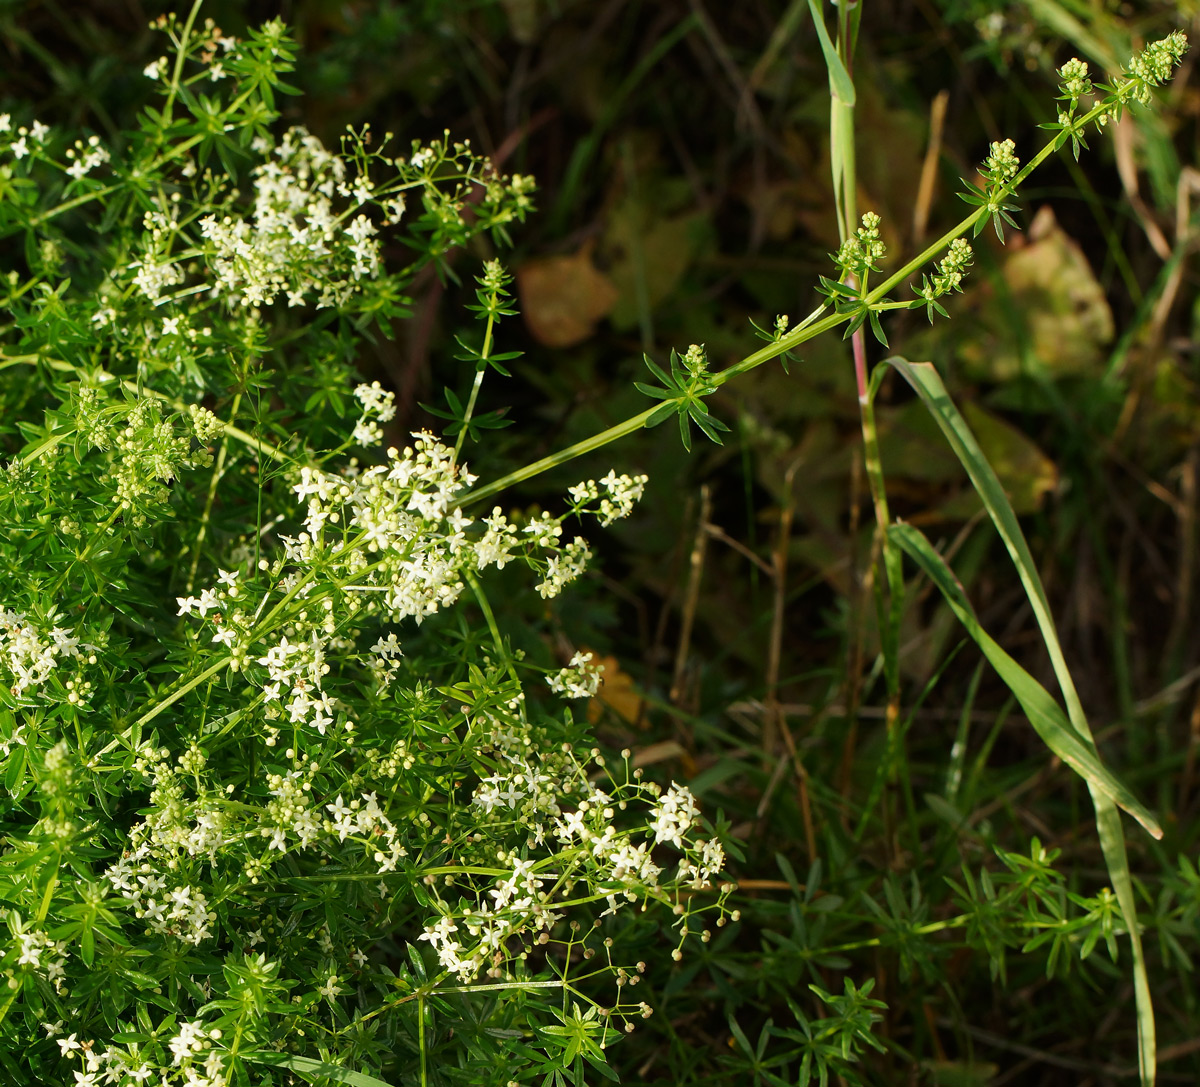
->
[459,407,657,508]
[453,305,496,463]
[162,0,205,129]
[454,108,1120,508]
[465,571,523,698]
[187,393,242,593]
[133,655,232,731]
[418,995,428,1087]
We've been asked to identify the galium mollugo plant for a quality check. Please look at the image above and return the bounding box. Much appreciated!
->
[0,10,734,1087]
[0,7,1188,1087]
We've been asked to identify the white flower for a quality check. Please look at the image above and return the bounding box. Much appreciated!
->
[317,973,344,1000]
[650,782,699,848]
[546,651,602,699]
[168,1020,206,1065]
[370,632,401,659]
[11,136,28,160]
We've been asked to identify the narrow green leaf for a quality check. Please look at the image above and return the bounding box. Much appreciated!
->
[644,402,678,429]
[677,411,693,452]
[806,0,856,105]
[240,1052,399,1087]
[884,355,1159,1085]
[641,354,675,388]
[889,523,1159,837]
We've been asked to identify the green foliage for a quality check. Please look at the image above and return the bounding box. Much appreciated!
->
[0,4,1195,1087]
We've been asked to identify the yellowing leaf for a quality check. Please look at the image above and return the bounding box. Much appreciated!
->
[516,242,619,348]
[585,653,646,726]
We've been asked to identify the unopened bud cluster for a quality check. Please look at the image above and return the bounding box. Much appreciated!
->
[835,211,886,277]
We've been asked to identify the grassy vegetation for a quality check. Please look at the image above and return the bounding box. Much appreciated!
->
[3,1,1199,1084]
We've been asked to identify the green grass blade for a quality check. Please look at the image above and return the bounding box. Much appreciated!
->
[883,358,1071,690]
[884,355,1158,1085]
[240,1052,399,1087]
[807,0,855,105]
[889,523,1159,838]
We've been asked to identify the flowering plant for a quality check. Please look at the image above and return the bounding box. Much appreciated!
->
[0,10,734,1087]
[0,5,1189,1087]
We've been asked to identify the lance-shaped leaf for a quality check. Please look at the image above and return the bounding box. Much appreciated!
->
[884,354,1159,1086]
[240,1052,399,1087]
[889,521,1159,838]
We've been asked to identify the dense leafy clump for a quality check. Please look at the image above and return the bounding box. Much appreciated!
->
[0,5,1191,1087]
[0,11,733,1086]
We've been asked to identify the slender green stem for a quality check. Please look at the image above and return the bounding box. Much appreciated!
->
[459,407,657,508]
[465,571,523,699]
[453,107,1120,509]
[133,656,232,731]
[454,299,497,462]
[162,0,205,128]
[418,995,428,1087]
[26,183,123,229]
[187,393,242,593]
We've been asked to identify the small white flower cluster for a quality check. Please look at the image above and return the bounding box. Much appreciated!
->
[256,630,337,732]
[105,857,217,946]
[199,126,387,308]
[366,630,403,690]
[536,538,592,599]
[49,1029,155,1087]
[0,607,93,703]
[166,1019,226,1085]
[325,791,409,871]
[64,135,110,181]
[11,927,68,992]
[106,738,417,940]
[178,569,259,674]
[352,380,397,446]
[422,735,731,987]
[931,237,973,294]
[0,114,49,161]
[567,470,649,528]
[547,651,603,700]
[473,759,562,819]
[649,782,699,847]
[913,236,974,320]
[52,1019,227,1086]
[130,208,186,302]
[283,433,598,622]
[174,430,598,721]
[104,746,221,944]
[1058,57,1093,104]
[420,855,564,981]
[264,768,320,850]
